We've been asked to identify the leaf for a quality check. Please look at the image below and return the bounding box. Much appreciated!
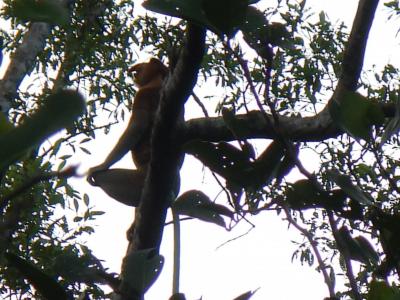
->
[329,91,385,140]
[143,0,214,30]
[184,140,252,185]
[202,0,248,37]
[327,170,373,205]
[122,248,164,295]
[286,179,321,209]
[5,252,68,300]
[336,226,371,265]
[9,0,69,25]
[185,140,286,189]
[143,0,250,37]
[367,280,400,300]
[233,289,259,300]
[380,96,400,146]
[354,236,379,265]
[172,190,233,227]
[251,141,287,188]
[0,90,85,170]
[0,112,14,135]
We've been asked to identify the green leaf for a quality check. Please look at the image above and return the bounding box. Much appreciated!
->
[380,96,400,145]
[367,280,400,300]
[172,190,233,227]
[143,0,213,30]
[286,179,321,209]
[329,91,385,140]
[327,170,373,205]
[202,0,248,37]
[122,248,164,294]
[0,90,85,170]
[9,0,69,25]
[143,0,250,37]
[0,112,14,135]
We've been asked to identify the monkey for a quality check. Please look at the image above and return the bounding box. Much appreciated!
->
[87,58,169,207]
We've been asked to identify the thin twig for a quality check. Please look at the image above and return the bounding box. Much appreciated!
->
[283,205,336,297]
[0,166,78,211]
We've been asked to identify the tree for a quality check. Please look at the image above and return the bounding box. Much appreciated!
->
[0,0,400,299]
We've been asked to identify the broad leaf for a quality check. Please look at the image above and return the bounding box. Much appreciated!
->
[354,236,379,265]
[327,170,373,205]
[233,289,258,300]
[9,0,69,25]
[172,190,233,227]
[336,226,372,265]
[0,112,14,135]
[185,140,252,185]
[143,0,216,31]
[122,248,164,295]
[0,90,85,170]
[329,91,384,140]
[380,97,400,145]
[202,0,248,37]
[143,0,252,37]
[367,280,400,300]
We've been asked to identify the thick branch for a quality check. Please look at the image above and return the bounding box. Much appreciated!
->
[183,109,340,143]
[183,100,395,143]
[129,25,206,251]
[326,0,379,109]
[127,24,206,252]
[339,0,379,91]
[0,23,51,112]
[119,23,206,300]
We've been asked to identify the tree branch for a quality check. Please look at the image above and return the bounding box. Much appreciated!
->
[119,23,206,299]
[0,22,51,112]
[339,0,379,91]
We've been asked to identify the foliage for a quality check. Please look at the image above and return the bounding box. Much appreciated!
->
[0,0,400,299]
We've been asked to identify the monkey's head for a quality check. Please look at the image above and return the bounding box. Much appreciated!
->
[128,58,168,87]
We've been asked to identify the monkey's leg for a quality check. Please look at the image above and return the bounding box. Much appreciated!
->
[89,169,145,207]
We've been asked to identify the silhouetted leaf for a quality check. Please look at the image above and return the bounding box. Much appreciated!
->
[9,0,69,25]
[143,0,253,36]
[0,90,85,170]
[380,96,400,145]
[354,236,379,265]
[367,280,400,300]
[336,226,372,265]
[202,0,248,37]
[185,140,252,185]
[122,248,164,295]
[327,170,373,205]
[233,289,258,300]
[329,91,384,140]
[286,179,320,209]
[143,0,215,30]
[172,190,233,227]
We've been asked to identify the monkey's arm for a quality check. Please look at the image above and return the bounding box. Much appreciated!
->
[87,110,152,184]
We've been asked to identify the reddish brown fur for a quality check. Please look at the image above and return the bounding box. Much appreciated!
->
[128,58,168,168]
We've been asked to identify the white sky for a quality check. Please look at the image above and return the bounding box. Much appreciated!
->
[1,0,399,299]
